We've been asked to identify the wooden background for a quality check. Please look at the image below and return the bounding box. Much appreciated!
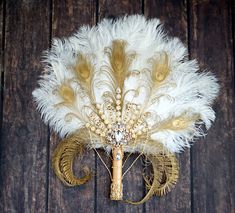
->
[0,0,234,212]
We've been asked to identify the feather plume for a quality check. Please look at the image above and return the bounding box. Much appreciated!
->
[33,15,219,153]
[151,51,170,85]
[126,151,179,205]
[33,15,219,204]
[58,84,75,104]
[52,130,92,186]
[106,40,134,89]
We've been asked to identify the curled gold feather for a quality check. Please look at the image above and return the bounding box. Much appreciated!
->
[52,131,92,186]
[125,151,179,205]
[148,152,179,197]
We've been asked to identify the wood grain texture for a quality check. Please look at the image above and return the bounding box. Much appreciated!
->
[0,0,4,208]
[189,0,235,212]
[144,1,191,212]
[98,0,142,19]
[0,0,50,212]
[0,1,234,212]
[0,0,4,123]
[97,1,144,212]
[48,1,97,213]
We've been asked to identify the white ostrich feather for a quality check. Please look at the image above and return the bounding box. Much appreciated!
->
[33,15,219,154]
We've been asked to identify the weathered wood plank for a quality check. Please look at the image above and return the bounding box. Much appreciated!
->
[144,1,191,212]
[0,0,50,212]
[0,1,4,209]
[0,0,4,118]
[0,1,233,213]
[98,0,142,18]
[96,1,144,212]
[48,1,97,212]
[189,0,235,212]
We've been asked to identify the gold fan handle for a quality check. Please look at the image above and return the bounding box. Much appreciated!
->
[110,146,123,200]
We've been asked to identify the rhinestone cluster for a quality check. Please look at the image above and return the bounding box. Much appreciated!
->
[106,122,132,146]
[85,87,149,146]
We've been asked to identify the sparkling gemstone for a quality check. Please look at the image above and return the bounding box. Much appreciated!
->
[106,122,131,145]
[115,131,123,142]
[116,153,121,160]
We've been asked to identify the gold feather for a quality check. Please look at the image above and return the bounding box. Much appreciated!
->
[73,54,94,101]
[58,84,75,104]
[75,54,92,83]
[151,52,170,85]
[150,152,179,196]
[52,131,92,186]
[108,40,134,90]
[73,54,95,102]
[125,151,179,204]
[151,113,200,132]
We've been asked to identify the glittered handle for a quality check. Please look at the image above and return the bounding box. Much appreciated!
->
[110,146,123,200]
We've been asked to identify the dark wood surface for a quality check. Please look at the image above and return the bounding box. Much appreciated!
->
[145,1,192,212]
[0,0,234,212]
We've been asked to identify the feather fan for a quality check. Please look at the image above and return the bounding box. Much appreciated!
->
[33,15,219,204]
